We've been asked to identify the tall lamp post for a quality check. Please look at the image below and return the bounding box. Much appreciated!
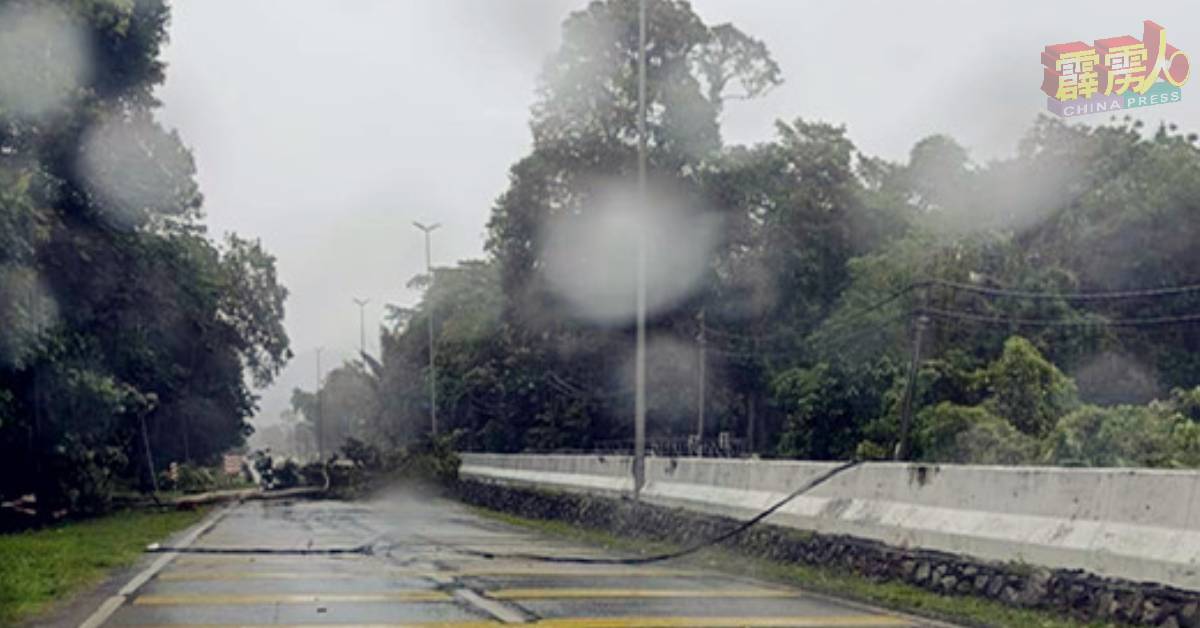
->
[413,221,441,436]
[632,0,648,500]
[353,297,370,356]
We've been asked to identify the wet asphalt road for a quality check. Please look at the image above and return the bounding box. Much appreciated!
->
[99,491,923,627]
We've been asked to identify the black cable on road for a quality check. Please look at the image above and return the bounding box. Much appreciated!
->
[452,459,861,565]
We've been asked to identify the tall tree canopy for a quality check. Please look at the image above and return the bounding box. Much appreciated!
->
[0,0,291,516]
[286,1,1200,472]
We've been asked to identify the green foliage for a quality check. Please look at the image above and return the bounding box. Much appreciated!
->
[10,0,1198,482]
[157,463,247,494]
[295,3,1200,472]
[0,0,290,517]
[773,360,895,460]
[402,431,464,485]
[980,337,1078,437]
[0,508,206,625]
[915,402,1038,465]
[44,439,127,516]
[1044,403,1200,468]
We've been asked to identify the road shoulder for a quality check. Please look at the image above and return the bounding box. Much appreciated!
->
[22,506,223,628]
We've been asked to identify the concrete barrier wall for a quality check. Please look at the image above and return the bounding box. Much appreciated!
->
[460,453,1200,591]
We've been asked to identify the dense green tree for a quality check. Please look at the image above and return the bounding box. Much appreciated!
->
[914,403,1035,465]
[298,2,1200,471]
[979,336,1078,437]
[1045,402,1200,468]
[0,0,290,515]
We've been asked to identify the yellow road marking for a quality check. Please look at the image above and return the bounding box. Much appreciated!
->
[532,618,912,627]
[156,571,372,581]
[132,591,451,605]
[455,566,706,577]
[125,617,908,628]
[488,587,798,600]
[156,566,707,581]
[131,623,498,628]
[171,555,364,565]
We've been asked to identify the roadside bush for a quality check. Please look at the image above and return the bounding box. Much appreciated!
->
[44,439,127,517]
[1044,403,1200,468]
[979,336,1078,437]
[401,431,463,484]
[914,402,1038,465]
[170,464,216,493]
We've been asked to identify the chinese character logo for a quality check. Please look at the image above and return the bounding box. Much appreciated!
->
[1042,20,1189,117]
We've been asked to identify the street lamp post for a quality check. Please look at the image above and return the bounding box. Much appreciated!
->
[413,221,441,437]
[353,297,370,356]
[633,0,648,500]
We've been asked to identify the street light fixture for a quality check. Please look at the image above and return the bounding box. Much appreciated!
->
[413,221,441,436]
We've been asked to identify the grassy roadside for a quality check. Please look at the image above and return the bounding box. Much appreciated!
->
[473,507,1120,628]
[0,508,207,625]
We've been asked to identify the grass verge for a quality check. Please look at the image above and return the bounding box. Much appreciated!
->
[0,508,207,625]
[473,507,1121,628]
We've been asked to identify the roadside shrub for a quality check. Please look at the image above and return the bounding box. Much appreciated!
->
[915,402,1038,465]
[402,431,463,484]
[176,464,216,493]
[1044,403,1200,468]
[45,439,126,517]
[979,336,1078,437]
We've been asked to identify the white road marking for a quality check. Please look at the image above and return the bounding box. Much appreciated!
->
[77,505,230,628]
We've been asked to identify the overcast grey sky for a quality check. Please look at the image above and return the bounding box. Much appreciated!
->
[155,1,1200,426]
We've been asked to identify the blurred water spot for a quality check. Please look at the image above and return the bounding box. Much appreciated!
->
[0,265,58,369]
[611,335,702,429]
[79,113,195,230]
[541,180,720,326]
[0,3,90,119]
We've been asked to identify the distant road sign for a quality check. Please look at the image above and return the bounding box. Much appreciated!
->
[222,454,243,476]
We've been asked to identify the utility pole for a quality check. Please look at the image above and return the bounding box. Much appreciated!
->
[25,213,44,514]
[696,308,706,450]
[632,0,648,500]
[353,298,370,356]
[316,347,324,460]
[895,289,930,461]
[139,406,159,494]
[413,221,441,436]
